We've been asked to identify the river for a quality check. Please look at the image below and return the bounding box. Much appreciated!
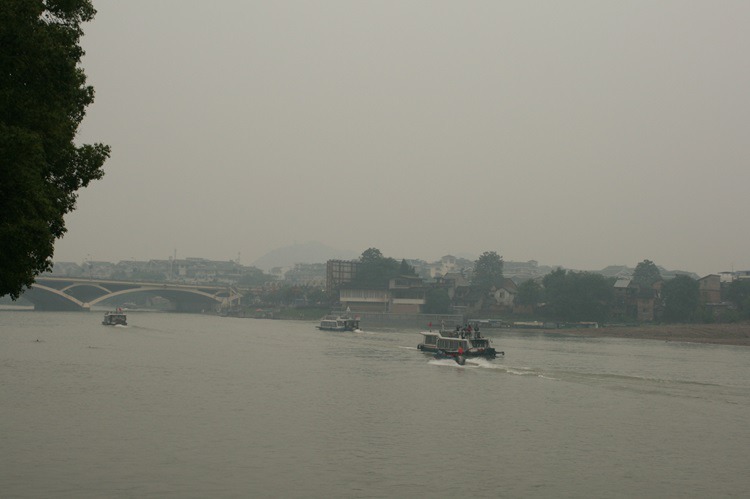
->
[1,311,749,498]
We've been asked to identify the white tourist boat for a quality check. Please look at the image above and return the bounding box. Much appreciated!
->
[317,314,361,332]
[102,310,127,326]
[417,326,501,360]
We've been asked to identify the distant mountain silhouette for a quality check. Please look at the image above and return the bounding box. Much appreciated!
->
[252,242,359,271]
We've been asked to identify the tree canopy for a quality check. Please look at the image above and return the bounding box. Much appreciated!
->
[662,275,700,322]
[515,279,542,308]
[725,279,750,319]
[350,248,411,289]
[542,268,614,322]
[423,287,451,314]
[472,251,504,293]
[633,260,662,288]
[1,0,110,298]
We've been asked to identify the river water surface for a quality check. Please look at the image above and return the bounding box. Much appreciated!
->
[1,311,749,498]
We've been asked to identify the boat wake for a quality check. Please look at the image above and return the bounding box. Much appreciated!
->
[428,358,474,368]
[428,357,557,379]
[428,358,503,369]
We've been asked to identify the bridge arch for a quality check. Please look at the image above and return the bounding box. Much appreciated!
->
[23,278,242,312]
[21,283,88,311]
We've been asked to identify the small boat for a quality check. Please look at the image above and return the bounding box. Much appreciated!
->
[102,310,127,326]
[317,314,361,332]
[417,328,501,359]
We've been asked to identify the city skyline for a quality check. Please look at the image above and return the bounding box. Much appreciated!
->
[53,242,712,280]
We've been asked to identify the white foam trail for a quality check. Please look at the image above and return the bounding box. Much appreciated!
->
[426,357,557,379]
[428,359,473,368]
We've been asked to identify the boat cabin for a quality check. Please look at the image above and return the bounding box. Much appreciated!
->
[421,332,470,353]
[102,311,127,326]
[418,329,499,358]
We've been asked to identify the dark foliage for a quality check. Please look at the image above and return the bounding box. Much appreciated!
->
[0,0,109,298]
[661,274,700,322]
[472,251,504,293]
[724,280,750,319]
[350,248,402,289]
[423,287,451,314]
[542,268,614,322]
[632,259,662,299]
[515,279,542,308]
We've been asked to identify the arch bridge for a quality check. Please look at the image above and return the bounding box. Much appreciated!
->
[23,277,242,312]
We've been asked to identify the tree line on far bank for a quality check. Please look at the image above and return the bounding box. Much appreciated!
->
[337,252,750,325]
[498,259,749,324]
[238,250,750,325]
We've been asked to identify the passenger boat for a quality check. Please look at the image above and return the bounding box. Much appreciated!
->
[317,314,361,332]
[417,328,501,359]
[102,310,127,326]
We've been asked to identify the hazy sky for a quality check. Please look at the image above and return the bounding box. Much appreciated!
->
[57,1,750,275]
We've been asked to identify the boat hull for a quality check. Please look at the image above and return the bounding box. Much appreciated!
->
[102,312,127,326]
[317,326,357,332]
[418,344,498,358]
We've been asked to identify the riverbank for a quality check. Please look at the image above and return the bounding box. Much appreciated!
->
[529,322,750,346]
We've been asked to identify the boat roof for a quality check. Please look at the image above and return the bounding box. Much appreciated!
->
[420,330,457,338]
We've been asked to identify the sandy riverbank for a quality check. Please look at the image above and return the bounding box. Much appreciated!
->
[519,322,750,347]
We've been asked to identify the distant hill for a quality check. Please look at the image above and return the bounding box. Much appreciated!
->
[251,242,359,271]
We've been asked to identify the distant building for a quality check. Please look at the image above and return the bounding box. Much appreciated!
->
[504,260,542,282]
[388,275,426,314]
[338,275,427,314]
[284,263,326,287]
[612,278,638,320]
[427,255,458,278]
[339,288,389,312]
[439,272,471,309]
[612,277,662,322]
[49,262,83,277]
[326,260,359,294]
[492,278,518,308]
[698,274,722,304]
[425,255,474,279]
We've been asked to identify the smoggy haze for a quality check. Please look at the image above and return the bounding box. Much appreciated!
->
[56,1,750,275]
